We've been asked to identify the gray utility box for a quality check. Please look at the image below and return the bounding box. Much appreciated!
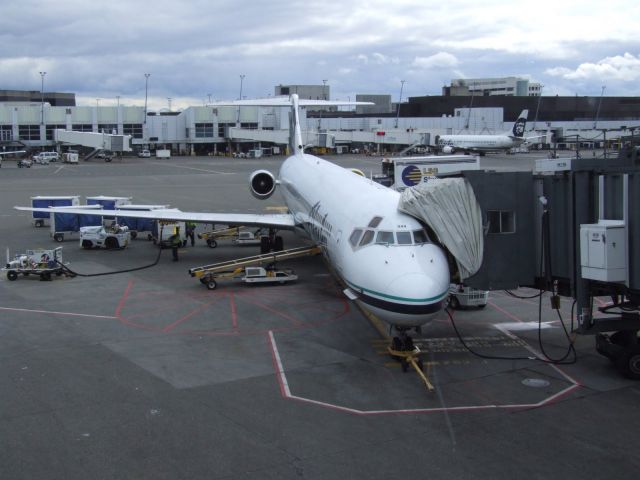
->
[580,220,627,283]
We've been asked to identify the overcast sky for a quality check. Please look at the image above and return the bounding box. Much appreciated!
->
[1,0,639,110]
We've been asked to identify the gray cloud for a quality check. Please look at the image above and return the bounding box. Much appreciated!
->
[1,0,639,109]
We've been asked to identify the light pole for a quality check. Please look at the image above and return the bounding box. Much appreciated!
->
[594,85,606,130]
[207,93,212,105]
[39,71,46,125]
[395,80,405,128]
[167,97,172,111]
[533,84,543,131]
[116,95,120,107]
[239,74,245,100]
[144,73,151,124]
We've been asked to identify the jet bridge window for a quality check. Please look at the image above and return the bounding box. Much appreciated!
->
[375,231,395,245]
[487,210,516,234]
[349,229,363,247]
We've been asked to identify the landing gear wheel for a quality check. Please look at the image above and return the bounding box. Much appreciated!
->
[448,295,460,310]
[400,358,409,372]
[274,236,284,252]
[260,236,271,254]
[7,271,18,281]
[615,346,640,380]
[207,239,217,248]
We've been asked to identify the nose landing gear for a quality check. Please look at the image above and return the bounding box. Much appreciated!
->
[388,328,434,391]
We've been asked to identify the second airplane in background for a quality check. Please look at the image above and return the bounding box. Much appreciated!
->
[436,109,538,155]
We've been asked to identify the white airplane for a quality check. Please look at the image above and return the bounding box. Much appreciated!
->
[16,95,451,348]
[437,109,535,154]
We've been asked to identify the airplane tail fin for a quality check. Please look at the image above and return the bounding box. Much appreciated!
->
[511,110,528,138]
[210,96,372,156]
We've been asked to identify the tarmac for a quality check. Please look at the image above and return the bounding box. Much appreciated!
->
[0,152,638,479]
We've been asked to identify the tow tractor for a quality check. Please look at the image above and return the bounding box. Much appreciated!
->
[447,283,489,309]
[197,226,262,248]
[189,246,320,290]
[79,224,130,249]
[3,247,73,281]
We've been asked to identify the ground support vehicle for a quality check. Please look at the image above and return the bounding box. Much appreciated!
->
[447,284,489,309]
[3,247,72,281]
[79,224,130,249]
[197,226,263,248]
[50,205,104,242]
[31,196,81,227]
[115,205,169,240]
[197,226,241,248]
[189,246,320,290]
[63,152,79,164]
[18,158,32,168]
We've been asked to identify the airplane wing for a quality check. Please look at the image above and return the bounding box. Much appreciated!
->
[14,206,297,230]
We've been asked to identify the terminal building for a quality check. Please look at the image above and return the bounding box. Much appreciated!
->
[443,77,542,97]
[1,86,639,155]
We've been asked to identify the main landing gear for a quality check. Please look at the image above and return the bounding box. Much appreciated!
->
[388,328,434,391]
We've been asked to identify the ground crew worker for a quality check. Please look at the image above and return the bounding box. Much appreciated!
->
[186,221,196,247]
[170,228,182,261]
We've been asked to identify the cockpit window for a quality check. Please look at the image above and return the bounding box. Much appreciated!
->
[396,231,412,245]
[359,229,374,246]
[349,229,363,247]
[375,231,395,245]
[413,229,429,244]
[368,216,383,228]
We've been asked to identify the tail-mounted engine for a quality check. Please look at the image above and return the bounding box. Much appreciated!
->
[249,170,277,200]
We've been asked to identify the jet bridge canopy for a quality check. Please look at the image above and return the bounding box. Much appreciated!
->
[398,178,484,281]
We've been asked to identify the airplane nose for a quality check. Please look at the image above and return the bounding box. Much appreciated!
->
[387,272,448,305]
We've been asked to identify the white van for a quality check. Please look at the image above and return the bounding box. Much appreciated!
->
[32,152,59,164]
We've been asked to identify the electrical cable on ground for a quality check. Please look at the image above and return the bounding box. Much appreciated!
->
[55,226,166,277]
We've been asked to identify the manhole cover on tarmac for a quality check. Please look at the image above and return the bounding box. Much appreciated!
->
[522,378,551,388]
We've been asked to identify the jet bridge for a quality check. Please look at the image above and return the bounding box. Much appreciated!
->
[399,146,640,378]
[54,130,132,152]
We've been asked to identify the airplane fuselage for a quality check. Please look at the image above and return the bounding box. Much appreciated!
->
[278,153,450,327]
[438,134,523,152]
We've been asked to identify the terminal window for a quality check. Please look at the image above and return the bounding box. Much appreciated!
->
[1,125,13,141]
[18,125,40,141]
[46,124,66,140]
[195,123,214,138]
[98,124,118,134]
[487,210,516,234]
[123,124,143,138]
[72,124,93,132]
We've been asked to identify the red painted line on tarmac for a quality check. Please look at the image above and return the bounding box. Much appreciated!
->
[240,297,305,327]
[115,279,134,317]
[230,291,238,330]
[488,300,525,323]
[162,297,222,333]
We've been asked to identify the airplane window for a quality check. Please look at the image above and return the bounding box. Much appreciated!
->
[368,216,383,228]
[413,229,429,244]
[375,231,395,245]
[349,229,363,247]
[359,229,374,246]
[396,231,412,245]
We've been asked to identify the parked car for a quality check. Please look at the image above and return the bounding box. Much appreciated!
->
[138,149,151,158]
[96,150,115,162]
[18,158,33,168]
[32,152,59,164]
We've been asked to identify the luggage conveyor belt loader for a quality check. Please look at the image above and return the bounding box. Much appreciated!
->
[189,246,320,290]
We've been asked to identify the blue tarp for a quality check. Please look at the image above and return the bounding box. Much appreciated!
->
[32,198,76,219]
[53,212,102,232]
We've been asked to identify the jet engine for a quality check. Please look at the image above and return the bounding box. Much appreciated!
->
[249,170,277,200]
[441,146,455,154]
